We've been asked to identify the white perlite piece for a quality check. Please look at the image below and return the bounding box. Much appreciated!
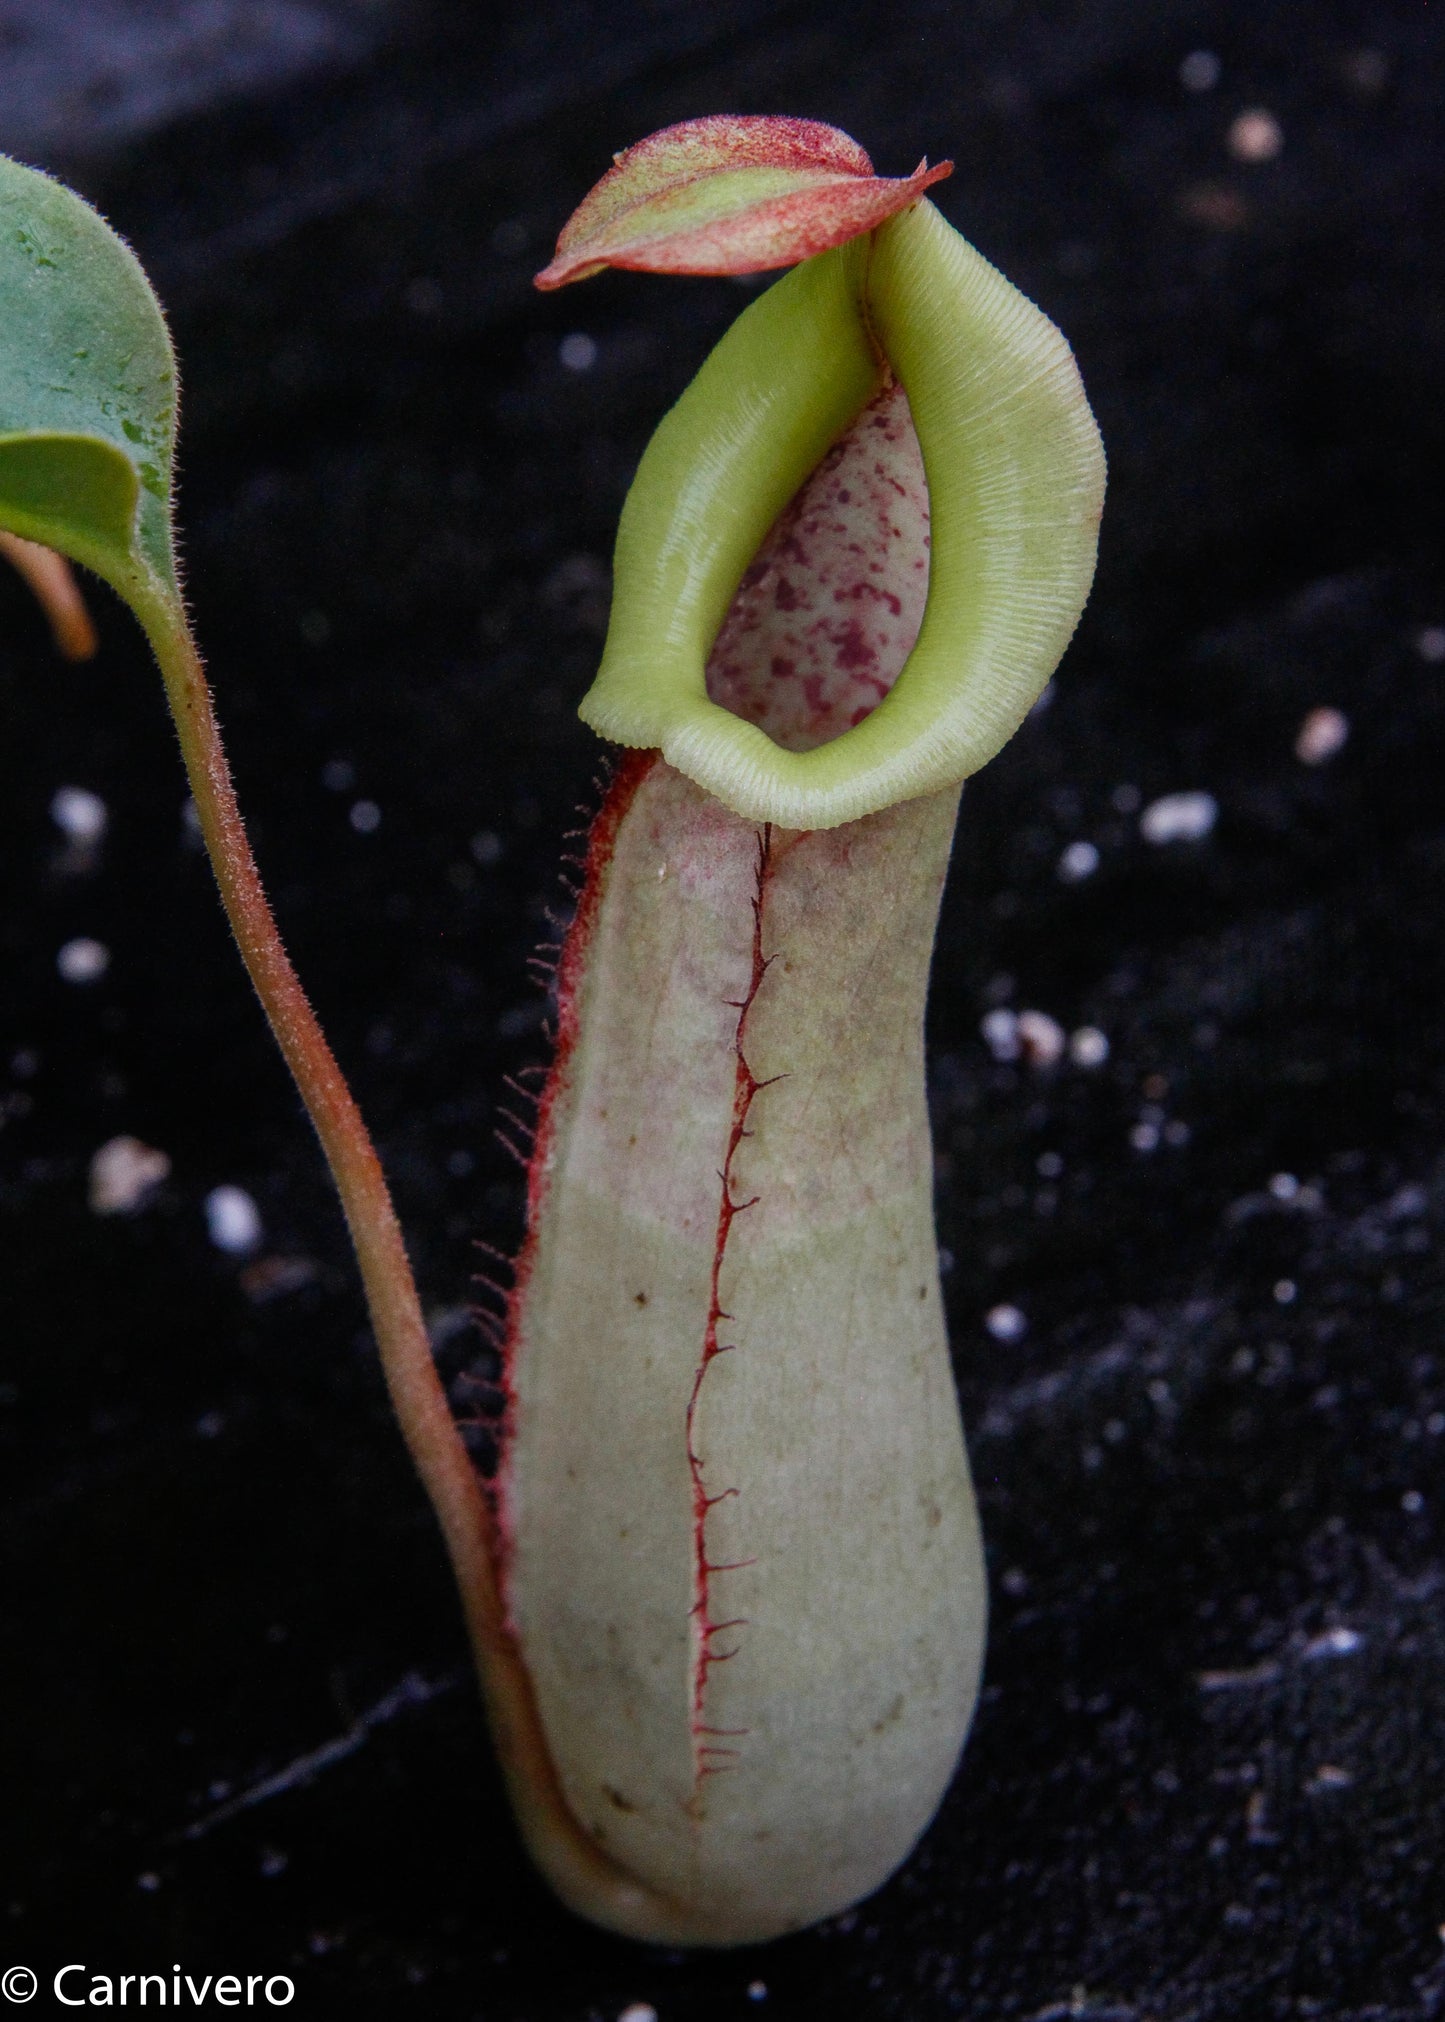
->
[1069,1025,1110,1068]
[89,1136,171,1216]
[1228,108,1284,162]
[57,936,110,983]
[560,332,598,372]
[205,1185,263,1255]
[50,784,108,844]
[1140,791,1218,845]
[1057,839,1099,882]
[981,1007,1020,1061]
[1180,50,1222,92]
[1015,1009,1066,1068]
[1295,707,1349,765]
[1303,1626,1361,1660]
[985,1304,1027,1343]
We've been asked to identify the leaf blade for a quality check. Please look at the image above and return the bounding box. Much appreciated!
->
[0,154,178,592]
[0,431,140,575]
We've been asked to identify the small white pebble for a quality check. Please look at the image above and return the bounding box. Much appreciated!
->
[985,1303,1027,1343]
[560,332,598,372]
[51,784,108,844]
[1180,49,1222,92]
[1295,707,1349,765]
[1228,108,1284,162]
[136,1871,161,1893]
[1130,1121,1160,1152]
[1416,625,1445,663]
[470,829,503,866]
[981,1008,1020,1062]
[1402,1489,1425,1514]
[1016,1008,1065,1068]
[1273,1278,1298,1304]
[349,799,381,834]
[57,936,110,984]
[1268,1171,1300,1201]
[1140,791,1218,845]
[1037,1150,1064,1178]
[1057,839,1100,883]
[1303,1625,1361,1660]
[1069,1025,1110,1068]
[89,1136,171,1216]
[1388,1183,1427,1218]
[617,2006,658,2022]
[205,1184,263,1256]
[747,1985,768,2005]
[1307,1762,1354,1791]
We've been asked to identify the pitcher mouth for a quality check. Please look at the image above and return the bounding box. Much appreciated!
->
[702,375,931,759]
[579,199,1105,831]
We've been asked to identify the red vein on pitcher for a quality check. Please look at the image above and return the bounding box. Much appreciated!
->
[684,824,781,1795]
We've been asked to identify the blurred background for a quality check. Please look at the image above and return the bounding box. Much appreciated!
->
[2,3,1443,2017]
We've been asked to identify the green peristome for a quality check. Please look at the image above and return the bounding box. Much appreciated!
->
[0,154,178,598]
[582,198,1105,829]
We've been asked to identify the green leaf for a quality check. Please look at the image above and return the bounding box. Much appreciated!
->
[0,154,178,595]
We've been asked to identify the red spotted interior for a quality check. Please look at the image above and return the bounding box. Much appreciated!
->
[704,378,930,752]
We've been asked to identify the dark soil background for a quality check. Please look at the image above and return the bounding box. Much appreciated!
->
[3,3,1444,2018]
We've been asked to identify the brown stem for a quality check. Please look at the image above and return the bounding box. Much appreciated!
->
[129,577,679,1935]
[1,530,99,660]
